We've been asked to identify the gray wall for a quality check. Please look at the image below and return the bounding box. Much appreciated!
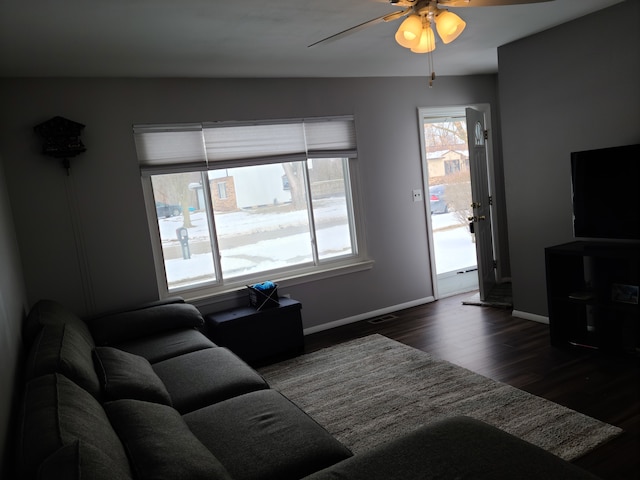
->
[498,0,640,317]
[1,3,635,473]
[0,154,28,478]
[0,75,501,328]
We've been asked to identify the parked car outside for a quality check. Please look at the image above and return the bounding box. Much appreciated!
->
[429,185,448,214]
[156,201,182,218]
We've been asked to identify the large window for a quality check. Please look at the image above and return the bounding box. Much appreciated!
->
[135,117,367,298]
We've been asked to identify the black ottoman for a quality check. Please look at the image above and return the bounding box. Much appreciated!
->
[203,297,304,365]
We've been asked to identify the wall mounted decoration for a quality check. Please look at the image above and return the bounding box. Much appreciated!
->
[33,116,86,174]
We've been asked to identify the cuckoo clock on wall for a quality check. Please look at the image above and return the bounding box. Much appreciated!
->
[33,116,86,173]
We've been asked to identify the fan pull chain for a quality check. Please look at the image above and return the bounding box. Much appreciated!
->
[427,50,436,87]
[425,16,435,87]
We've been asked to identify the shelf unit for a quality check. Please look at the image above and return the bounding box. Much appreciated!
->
[545,241,640,356]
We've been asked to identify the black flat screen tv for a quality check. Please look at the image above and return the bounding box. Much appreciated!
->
[571,143,640,241]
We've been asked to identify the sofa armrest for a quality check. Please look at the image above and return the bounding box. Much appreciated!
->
[302,416,601,480]
[87,302,204,346]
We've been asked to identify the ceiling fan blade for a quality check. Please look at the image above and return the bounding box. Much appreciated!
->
[438,0,554,6]
[308,8,410,48]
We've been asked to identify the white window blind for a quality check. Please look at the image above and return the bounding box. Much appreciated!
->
[133,124,207,174]
[134,116,357,174]
[203,121,307,163]
[304,117,358,158]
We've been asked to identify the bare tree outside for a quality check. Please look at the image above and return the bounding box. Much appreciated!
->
[424,120,466,149]
[282,159,344,209]
[282,163,306,209]
[442,171,473,228]
[151,172,200,228]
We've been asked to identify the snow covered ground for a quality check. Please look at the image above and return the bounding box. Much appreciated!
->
[431,213,477,274]
[158,200,476,287]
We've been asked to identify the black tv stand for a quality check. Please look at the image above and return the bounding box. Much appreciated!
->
[545,241,640,357]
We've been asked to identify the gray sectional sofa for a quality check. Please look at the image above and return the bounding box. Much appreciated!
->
[15,297,601,479]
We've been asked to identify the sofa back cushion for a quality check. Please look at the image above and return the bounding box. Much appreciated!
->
[18,373,131,480]
[23,299,93,348]
[113,328,216,363]
[93,346,172,405]
[104,399,232,480]
[25,324,101,398]
[88,303,205,346]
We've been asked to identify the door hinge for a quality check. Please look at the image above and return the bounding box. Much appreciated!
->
[492,260,497,269]
[488,195,493,206]
[484,129,489,141]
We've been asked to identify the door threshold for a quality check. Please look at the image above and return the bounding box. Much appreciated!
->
[437,267,478,298]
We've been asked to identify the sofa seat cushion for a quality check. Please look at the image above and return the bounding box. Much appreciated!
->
[38,440,133,480]
[184,389,353,480]
[152,347,269,413]
[113,328,216,363]
[25,324,101,399]
[104,399,232,480]
[24,299,94,349]
[18,373,131,480]
[93,347,172,405]
[301,416,600,480]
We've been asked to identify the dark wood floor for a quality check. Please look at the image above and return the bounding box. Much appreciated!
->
[303,292,640,480]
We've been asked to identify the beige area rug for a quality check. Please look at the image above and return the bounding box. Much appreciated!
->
[258,334,621,461]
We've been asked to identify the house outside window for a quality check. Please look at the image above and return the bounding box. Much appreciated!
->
[426,149,468,181]
[134,116,368,299]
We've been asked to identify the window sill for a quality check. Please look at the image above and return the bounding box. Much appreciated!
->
[186,258,374,311]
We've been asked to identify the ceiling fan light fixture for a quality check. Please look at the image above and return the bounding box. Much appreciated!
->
[410,25,436,53]
[394,14,422,48]
[435,10,466,44]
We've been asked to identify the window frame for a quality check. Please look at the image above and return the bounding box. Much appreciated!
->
[138,117,371,302]
[216,181,227,199]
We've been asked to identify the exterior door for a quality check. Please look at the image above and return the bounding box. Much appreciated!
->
[465,107,495,301]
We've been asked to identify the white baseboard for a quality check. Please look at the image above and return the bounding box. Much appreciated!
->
[303,296,436,335]
[512,310,549,325]
[303,299,548,336]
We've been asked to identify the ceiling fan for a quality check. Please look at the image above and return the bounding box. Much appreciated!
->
[309,0,554,85]
[309,0,554,49]
[309,0,553,48]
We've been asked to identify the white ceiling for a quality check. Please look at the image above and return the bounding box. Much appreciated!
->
[0,0,625,78]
